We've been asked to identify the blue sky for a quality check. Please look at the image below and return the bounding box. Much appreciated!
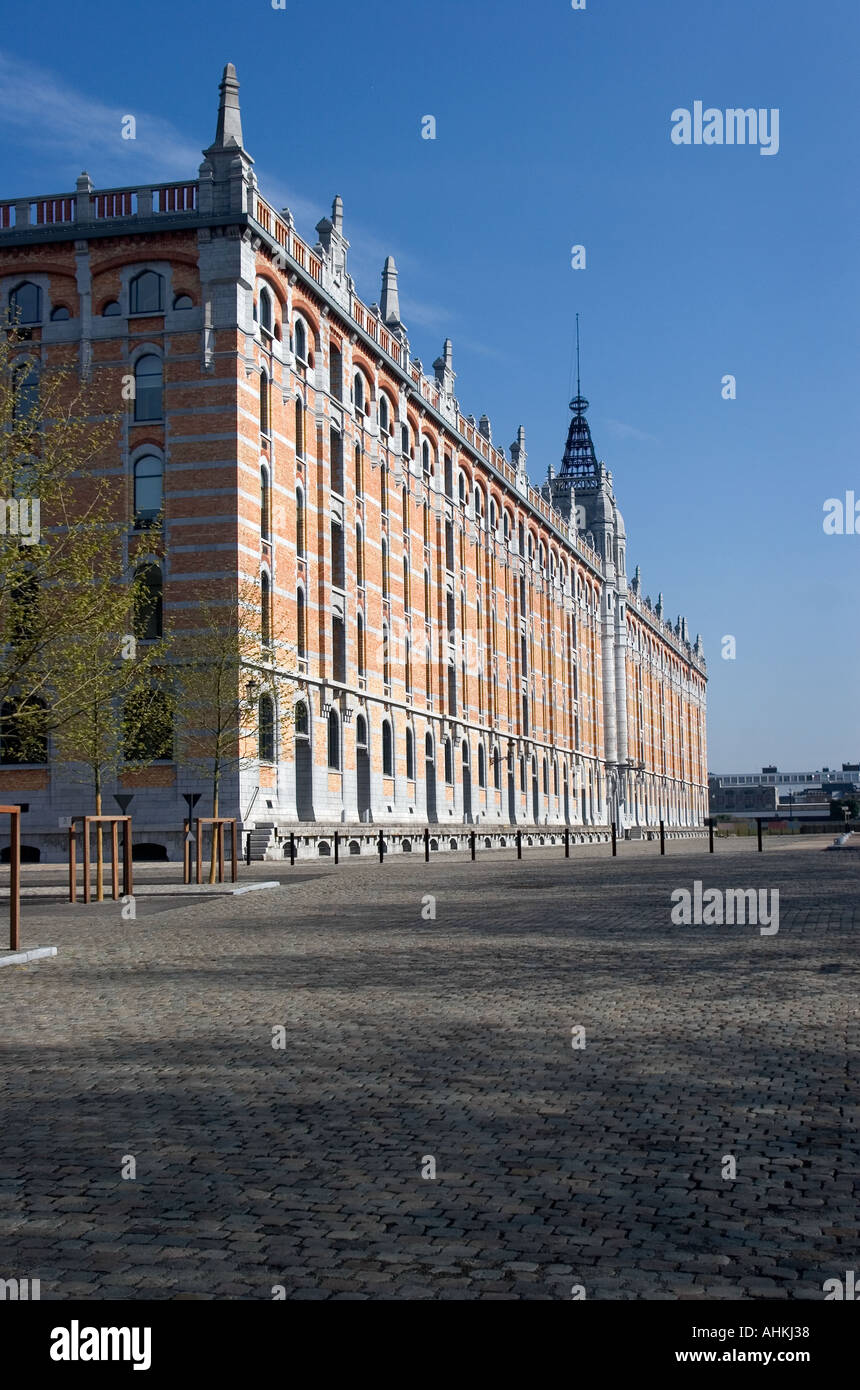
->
[2,0,858,771]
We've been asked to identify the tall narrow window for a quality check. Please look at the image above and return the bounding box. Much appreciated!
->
[353,372,365,415]
[295,397,305,459]
[382,623,390,688]
[133,355,162,422]
[133,564,163,641]
[294,318,307,363]
[493,746,501,790]
[261,571,271,652]
[133,456,163,527]
[296,488,305,559]
[478,743,486,788]
[259,370,270,437]
[381,539,389,599]
[259,288,273,335]
[422,440,431,474]
[406,726,415,781]
[379,394,390,437]
[297,588,306,659]
[423,500,430,546]
[403,556,410,612]
[12,361,39,421]
[356,524,364,588]
[357,612,366,677]
[331,520,345,590]
[444,737,453,784]
[329,343,342,401]
[402,486,409,531]
[380,461,388,516]
[382,720,393,777]
[354,444,363,496]
[130,271,163,315]
[261,465,271,541]
[332,616,346,682]
[444,454,453,498]
[330,427,343,494]
[425,644,432,699]
[327,709,341,769]
[405,637,412,695]
[259,695,275,761]
[424,567,431,617]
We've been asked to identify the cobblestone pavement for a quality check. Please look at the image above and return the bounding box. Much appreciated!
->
[1,838,857,1300]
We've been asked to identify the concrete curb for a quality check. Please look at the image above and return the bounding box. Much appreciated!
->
[231,881,281,896]
[0,946,58,968]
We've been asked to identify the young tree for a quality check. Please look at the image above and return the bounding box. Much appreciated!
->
[172,576,296,880]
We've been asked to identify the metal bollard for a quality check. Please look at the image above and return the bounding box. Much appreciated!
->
[611,823,617,857]
[378,829,384,864]
[334,831,339,865]
[424,826,430,862]
[757,818,763,853]
[516,829,522,860]
[564,829,570,859]
[660,820,665,855]
[289,832,295,866]
[470,830,476,861]
[708,819,714,853]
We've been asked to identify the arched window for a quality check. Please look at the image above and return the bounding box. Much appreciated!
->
[9,282,41,325]
[133,455,163,527]
[382,720,393,777]
[458,472,466,504]
[553,759,559,797]
[261,571,272,651]
[474,486,484,525]
[294,318,307,363]
[327,708,341,769]
[478,743,486,788]
[50,305,71,321]
[543,757,549,794]
[129,270,164,315]
[406,726,415,781]
[382,622,390,687]
[260,465,271,540]
[295,700,309,737]
[401,422,411,457]
[357,611,366,676]
[133,563,163,641]
[425,731,434,760]
[296,588,306,658]
[259,288,273,334]
[102,300,121,316]
[295,397,305,459]
[444,737,453,784]
[173,294,193,310]
[378,393,391,436]
[422,439,432,474]
[133,354,162,422]
[493,746,502,790]
[353,372,366,415]
[12,361,39,421]
[356,713,367,747]
[296,488,306,559]
[490,498,498,531]
[259,369,270,436]
[356,524,364,588]
[259,694,275,762]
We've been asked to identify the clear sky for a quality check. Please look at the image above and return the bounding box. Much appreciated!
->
[1,0,857,772]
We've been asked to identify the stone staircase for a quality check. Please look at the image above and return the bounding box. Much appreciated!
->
[246,823,278,861]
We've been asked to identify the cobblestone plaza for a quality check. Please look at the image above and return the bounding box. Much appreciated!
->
[1,838,856,1300]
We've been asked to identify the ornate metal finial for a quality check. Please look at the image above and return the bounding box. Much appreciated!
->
[557,314,599,487]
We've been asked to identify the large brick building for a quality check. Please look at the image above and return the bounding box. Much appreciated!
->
[0,64,707,860]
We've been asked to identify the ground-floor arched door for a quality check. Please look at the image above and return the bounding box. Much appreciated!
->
[356,715,371,823]
[462,743,472,823]
[296,737,314,822]
[425,733,437,823]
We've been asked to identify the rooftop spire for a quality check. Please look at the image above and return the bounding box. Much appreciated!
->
[214,62,244,149]
[559,315,598,485]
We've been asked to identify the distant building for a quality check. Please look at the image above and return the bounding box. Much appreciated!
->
[709,764,860,819]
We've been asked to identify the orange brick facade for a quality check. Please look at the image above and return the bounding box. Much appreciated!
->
[0,65,707,858]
